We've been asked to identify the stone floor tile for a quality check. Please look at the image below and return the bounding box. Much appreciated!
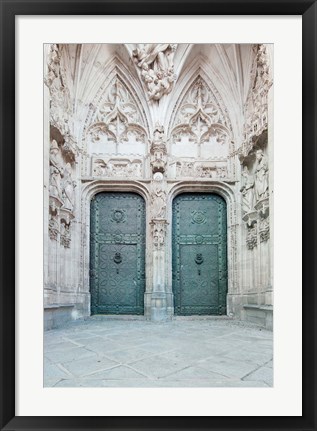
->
[45,347,97,364]
[87,365,148,380]
[242,365,273,386]
[198,355,260,379]
[128,353,189,378]
[44,318,273,388]
[44,341,81,353]
[54,378,106,388]
[44,363,72,386]
[160,365,231,381]
[102,347,155,364]
[61,356,118,377]
[221,347,273,366]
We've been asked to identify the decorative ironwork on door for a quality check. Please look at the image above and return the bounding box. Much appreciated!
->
[90,193,145,315]
[172,193,227,315]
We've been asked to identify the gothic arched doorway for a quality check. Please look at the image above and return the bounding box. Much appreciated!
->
[172,193,227,315]
[90,192,146,315]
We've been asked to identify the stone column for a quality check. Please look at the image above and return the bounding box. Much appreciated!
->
[149,218,170,321]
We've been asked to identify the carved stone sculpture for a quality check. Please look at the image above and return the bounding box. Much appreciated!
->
[49,140,64,202]
[254,149,269,200]
[259,219,270,242]
[240,166,255,213]
[60,220,71,248]
[150,219,168,250]
[45,44,60,88]
[62,163,75,212]
[246,225,257,250]
[150,123,167,174]
[132,44,177,101]
[151,172,166,218]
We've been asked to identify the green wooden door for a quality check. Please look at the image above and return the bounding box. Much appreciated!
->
[172,193,227,315]
[90,193,145,315]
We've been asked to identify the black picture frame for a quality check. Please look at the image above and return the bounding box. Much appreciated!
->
[0,1,316,430]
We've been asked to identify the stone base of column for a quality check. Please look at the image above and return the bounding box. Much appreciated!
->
[144,292,174,321]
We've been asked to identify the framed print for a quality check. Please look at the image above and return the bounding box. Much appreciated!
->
[0,1,316,430]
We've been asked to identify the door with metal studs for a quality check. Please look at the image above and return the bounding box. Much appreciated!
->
[172,193,227,315]
[90,193,146,315]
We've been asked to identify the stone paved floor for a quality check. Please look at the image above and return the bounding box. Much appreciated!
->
[44,316,273,387]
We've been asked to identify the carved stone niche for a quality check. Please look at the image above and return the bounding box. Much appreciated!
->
[150,124,167,174]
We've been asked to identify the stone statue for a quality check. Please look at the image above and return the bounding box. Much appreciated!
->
[49,139,63,201]
[151,173,166,218]
[62,163,75,211]
[132,44,177,101]
[254,149,269,200]
[240,166,255,213]
[133,44,176,71]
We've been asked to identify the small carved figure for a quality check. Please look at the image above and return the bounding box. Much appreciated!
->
[240,165,255,213]
[49,140,63,201]
[254,149,269,200]
[153,123,165,142]
[151,173,166,218]
[62,162,75,211]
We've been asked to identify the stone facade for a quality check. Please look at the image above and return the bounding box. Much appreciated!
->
[44,43,273,329]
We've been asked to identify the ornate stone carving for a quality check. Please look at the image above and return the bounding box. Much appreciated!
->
[49,217,59,241]
[239,44,272,159]
[45,44,72,136]
[174,160,227,179]
[150,123,167,174]
[246,225,257,250]
[171,78,231,150]
[86,77,148,153]
[151,172,167,219]
[240,165,255,214]
[92,158,143,178]
[62,162,76,212]
[150,219,168,250]
[254,149,269,201]
[60,220,71,248]
[49,140,64,204]
[132,44,177,101]
[259,218,270,243]
[45,44,61,88]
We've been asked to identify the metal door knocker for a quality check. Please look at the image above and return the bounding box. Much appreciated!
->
[195,253,204,276]
[113,252,122,273]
